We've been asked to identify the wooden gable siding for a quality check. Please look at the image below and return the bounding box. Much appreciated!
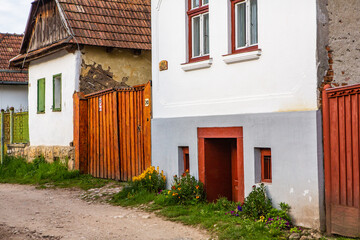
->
[28,0,69,53]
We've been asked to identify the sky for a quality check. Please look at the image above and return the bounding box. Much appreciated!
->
[0,0,32,34]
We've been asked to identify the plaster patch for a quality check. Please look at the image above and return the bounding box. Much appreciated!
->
[290,188,294,194]
[303,190,309,196]
[309,196,312,202]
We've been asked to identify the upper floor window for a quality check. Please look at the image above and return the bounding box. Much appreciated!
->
[231,0,258,53]
[53,74,62,112]
[187,0,209,62]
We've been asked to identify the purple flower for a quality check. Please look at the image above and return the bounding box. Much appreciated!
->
[237,205,243,212]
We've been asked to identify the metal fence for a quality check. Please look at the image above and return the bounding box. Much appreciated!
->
[0,108,29,163]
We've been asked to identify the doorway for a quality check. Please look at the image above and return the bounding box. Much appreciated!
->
[198,127,244,202]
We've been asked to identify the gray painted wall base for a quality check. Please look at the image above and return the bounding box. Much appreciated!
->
[152,110,325,230]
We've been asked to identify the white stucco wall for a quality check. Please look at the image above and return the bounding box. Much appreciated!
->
[152,0,319,118]
[28,50,81,146]
[0,85,28,111]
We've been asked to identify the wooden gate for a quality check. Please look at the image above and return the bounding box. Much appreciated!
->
[74,82,151,181]
[323,84,360,237]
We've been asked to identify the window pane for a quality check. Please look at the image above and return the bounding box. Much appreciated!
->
[192,0,199,8]
[54,76,61,110]
[236,3,246,48]
[250,0,258,45]
[203,13,209,55]
[203,0,209,5]
[37,79,45,112]
[192,16,201,57]
[263,155,271,180]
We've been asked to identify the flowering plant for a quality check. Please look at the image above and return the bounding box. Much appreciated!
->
[132,166,166,193]
[164,171,205,204]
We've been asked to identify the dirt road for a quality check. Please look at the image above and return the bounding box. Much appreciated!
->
[0,184,209,240]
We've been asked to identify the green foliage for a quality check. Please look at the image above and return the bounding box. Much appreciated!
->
[163,171,205,205]
[242,184,273,219]
[290,226,302,233]
[111,186,156,206]
[131,166,166,193]
[0,156,112,190]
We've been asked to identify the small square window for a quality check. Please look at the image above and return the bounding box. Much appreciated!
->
[178,147,190,175]
[261,148,272,183]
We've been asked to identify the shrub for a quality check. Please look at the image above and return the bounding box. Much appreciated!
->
[265,202,291,222]
[163,171,205,205]
[242,183,272,219]
[131,166,166,193]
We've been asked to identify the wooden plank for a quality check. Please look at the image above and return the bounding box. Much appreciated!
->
[130,91,135,179]
[351,94,360,208]
[108,93,114,179]
[113,92,120,180]
[99,96,104,178]
[139,91,144,172]
[125,92,131,181]
[121,92,127,181]
[136,91,141,174]
[93,97,98,177]
[103,94,108,179]
[338,96,347,205]
[329,97,340,205]
[119,92,124,181]
[331,204,360,238]
[143,82,152,168]
[88,98,93,176]
[345,95,353,207]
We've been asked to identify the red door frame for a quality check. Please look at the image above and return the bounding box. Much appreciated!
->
[198,127,245,202]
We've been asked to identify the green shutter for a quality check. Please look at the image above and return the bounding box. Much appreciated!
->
[37,78,45,113]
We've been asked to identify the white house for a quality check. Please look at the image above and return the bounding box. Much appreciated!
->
[10,0,151,166]
[0,33,28,112]
[151,0,329,229]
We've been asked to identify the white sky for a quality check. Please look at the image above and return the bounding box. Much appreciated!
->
[0,0,32,34]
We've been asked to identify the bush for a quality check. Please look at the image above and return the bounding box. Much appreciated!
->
[162,171,205,205]
[132,166,166,193]
[242,183,272,219]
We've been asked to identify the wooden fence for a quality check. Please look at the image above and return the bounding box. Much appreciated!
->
[74,82,151,181]
[323,84,360,237]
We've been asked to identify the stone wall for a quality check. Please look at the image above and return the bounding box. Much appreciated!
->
[7,144,75,170]
[324,0,360,87]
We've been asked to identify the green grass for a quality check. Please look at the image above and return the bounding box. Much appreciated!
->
[0,156,115,190]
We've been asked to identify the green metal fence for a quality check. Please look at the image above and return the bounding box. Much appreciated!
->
[0,109,29,163]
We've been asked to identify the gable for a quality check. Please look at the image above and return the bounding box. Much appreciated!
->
[22,0,70,54]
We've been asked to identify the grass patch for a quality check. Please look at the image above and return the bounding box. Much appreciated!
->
[0,156,115,190]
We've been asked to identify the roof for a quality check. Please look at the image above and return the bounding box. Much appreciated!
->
[0,33,28,84]
[60,0,151,50]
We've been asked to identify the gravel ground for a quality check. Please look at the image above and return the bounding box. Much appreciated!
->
[0,184,209,240]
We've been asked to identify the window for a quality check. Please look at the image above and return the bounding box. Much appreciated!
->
[187,0,209,62]
[261,148,271,183]
[37,78,45,113]
[53,74,62,111]
[178,147,190,174]
[231,0,258,53]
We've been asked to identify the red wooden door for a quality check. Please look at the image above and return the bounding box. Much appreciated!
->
[323,84,360,237]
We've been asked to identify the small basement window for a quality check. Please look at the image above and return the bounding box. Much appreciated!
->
[261,148,272,183]
[178,147,190,175]
[53,74,62,111]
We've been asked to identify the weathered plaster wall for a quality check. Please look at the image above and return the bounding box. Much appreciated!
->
[325,0,360,87]
[80,46,151,94]
[28,49,81,146]
[0,85,28,111]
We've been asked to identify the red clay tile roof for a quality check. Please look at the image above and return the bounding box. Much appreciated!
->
[0,33,28,83]
[60,0,151,50]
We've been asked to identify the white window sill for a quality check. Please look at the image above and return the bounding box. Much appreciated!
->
[181,58,213,72]
[222,49,262,64]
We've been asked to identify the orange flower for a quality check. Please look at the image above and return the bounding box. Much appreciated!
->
[196,185,199,189]
[196,196,200,199]
[172,186,176,190]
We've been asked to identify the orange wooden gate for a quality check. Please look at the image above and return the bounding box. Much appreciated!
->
[323,84,360,237]
[74,82,151,181]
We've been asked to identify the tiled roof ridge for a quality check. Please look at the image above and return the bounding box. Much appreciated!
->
[58,0,150,5]
[65,12,150,23]
[0,33,24,36]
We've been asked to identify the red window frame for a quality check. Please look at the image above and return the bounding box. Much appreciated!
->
[182,147,190,173]
[230,0,258,54]
[187,0,209,63]
[261,148,272,183]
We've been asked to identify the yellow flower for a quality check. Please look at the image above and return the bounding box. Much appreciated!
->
[168,190,171,194]
[149,176,151,179]
[178,188,181,191]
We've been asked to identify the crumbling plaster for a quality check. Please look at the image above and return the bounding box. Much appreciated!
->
[80,46,151,94]
[326,0,360,87]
